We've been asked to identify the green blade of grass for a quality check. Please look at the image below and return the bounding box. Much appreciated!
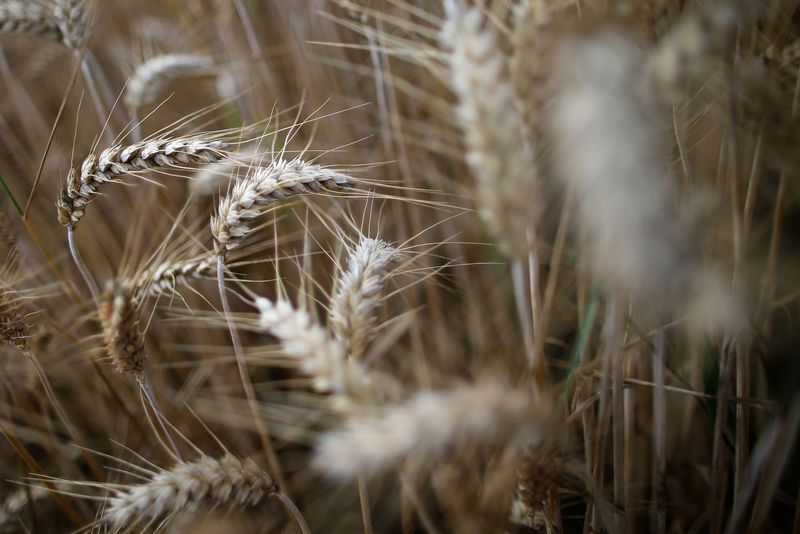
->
[0,174,23,217]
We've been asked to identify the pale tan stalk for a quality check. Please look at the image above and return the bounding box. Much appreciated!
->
[330,238,399,361]
[314,381,554,479]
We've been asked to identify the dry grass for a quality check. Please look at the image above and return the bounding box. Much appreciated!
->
[0,0,798,532]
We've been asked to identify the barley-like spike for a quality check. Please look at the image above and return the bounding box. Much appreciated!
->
[52,0,88,49]
[0,288,31,352]
[139,254,216,297]
[57,137,229,226]
[330,238,398,361]
[125,54,214,111]
[256,297,398,400]
[212,158,350,257]
[98,281,146,377]
[103,454,275,529]
[0,1,60,39]
[441,0,541,257]
[314,380,554,479]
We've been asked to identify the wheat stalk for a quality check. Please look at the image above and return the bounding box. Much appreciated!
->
[212,157,351,257]
[0,1,60,39]
[330,238,398,361]
[314,380,554,479]
[125,53,213,111]
[57,137,229,226]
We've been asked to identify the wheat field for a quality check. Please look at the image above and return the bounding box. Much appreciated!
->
[0,0,798,532]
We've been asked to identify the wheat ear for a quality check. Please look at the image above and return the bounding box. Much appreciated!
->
[0,1,60,39]
[314,380,554,479]
[125,54,213,112]
[57,137,229,227]
[330,238,399,361]
[98,280,147,378]
[257,297,400,401]
[52,0,88,49]
[138,254,216,297]
[440,0,541,258]
[211,157,351,257]
[103,453,309,533]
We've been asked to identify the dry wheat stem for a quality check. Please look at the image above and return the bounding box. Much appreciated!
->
[216,258,289,496]
[211,157,351,257]
[125,54,214,112]
[314,380,554,478]
[330,238,399,361]
[57,137,229,226]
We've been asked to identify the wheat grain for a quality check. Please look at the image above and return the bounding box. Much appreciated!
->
[330,238,398,361]
[125,54,213,111]
[52,0,88,49]
[103,454,275,529]
[441,0,540,257]
[212,158,350,257]
[0,1,60,39]
[57,137,229,226]
[98,281,146,377]
[314,380,554,478]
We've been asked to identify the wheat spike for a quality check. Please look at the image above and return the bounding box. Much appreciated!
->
[125,54,213,111]
[0,288,30,352]
[0,1,60,39]
[314,380,554,479]
[138,255,215,297]
[52,0,88,49]
[330,238,398,361]
[103,454,275,530]
[57,137,228,226]
[256,297,397,400]
[98,281,146,377]
[212,158,350,257]
[441,0,540,257]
